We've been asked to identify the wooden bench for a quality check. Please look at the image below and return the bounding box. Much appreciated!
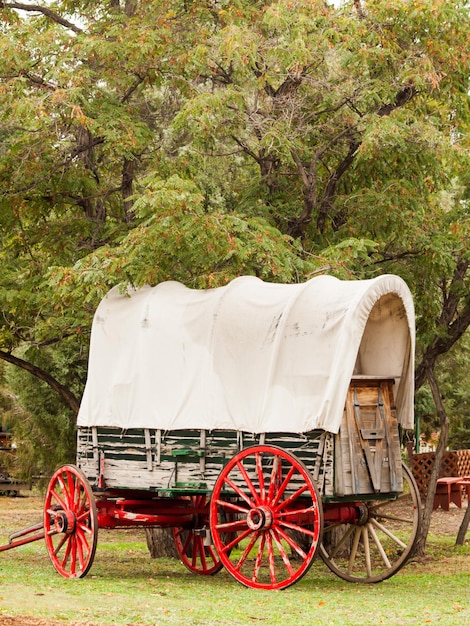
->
[433,477,464,511]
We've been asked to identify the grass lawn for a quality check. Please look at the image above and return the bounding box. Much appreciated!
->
[1,494,469,625]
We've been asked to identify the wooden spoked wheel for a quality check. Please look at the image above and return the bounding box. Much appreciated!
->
[173,495,224,575]
[320,463,421,583]
[210,445,323,590]
[43,465,98,579]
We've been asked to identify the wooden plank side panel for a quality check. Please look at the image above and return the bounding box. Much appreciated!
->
[76,427,330,495]
[335,380,403,496]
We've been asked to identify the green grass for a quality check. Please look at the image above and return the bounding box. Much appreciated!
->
[1,497,470,625]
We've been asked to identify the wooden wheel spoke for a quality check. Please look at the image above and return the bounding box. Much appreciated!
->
[367,523,392,569]
[320,464,421,583]
[362,527,372,578]
[370,517,407,549]
[347,527,362,575]
[371,511,415,525]
[324,524,356,559]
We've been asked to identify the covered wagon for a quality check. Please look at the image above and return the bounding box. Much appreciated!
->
[1,274,421,590]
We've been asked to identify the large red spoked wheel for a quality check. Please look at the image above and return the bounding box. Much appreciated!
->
[173,495,223,575]
[210,445,323,590]
[320,463,421,583]
[43,465,98,579]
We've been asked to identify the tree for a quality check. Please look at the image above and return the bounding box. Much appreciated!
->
[0,0,469,553]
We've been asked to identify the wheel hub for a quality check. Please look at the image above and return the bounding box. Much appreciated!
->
[355,503,370,526]
[246,506,273,531]
[53,510,77,535]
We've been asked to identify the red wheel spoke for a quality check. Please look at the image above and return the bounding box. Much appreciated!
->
[267,456,282,502]
[60,535,73,569]
[274,525,308,560]
[173,495,224,576]
[236,531,261,574]
[250,532,264,583]
[53,533,68,556]
[76,533,86,571]
[215,517,248,533]
[274,484,309,512]
[50,488,68,512]
[66,471,77,509]
[76,527,91,554]
[266,531,276,584]
[210,445,322,590]
[277,505,316,519]
[270,465,296,508]
[255,453,266,502]
[44,465,98,579]
[223,476,257,508]
[215,498,250,516]
[221,526,254,554]
[236,461,261,505]
[277,518,319,540]
[270,528,294,576]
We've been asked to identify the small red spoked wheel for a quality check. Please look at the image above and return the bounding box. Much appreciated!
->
[210,445,323,590]
[173,495,223,575]
[43,465,98,579]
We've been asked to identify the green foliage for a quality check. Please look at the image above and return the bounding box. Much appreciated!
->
[4,344,81,479]
[0,0,469,475]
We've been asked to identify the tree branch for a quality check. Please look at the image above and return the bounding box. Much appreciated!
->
[0,350,80,416]
[1,2,83,34]
[415,258,470,390]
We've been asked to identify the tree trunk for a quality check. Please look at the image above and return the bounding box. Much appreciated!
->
[145,527,179,559]
[413,366,450,556]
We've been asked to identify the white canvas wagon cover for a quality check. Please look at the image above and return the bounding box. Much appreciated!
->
[77,274,415,435]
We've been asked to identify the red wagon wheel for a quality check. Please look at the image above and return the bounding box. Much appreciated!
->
[320,463,421,583]
[210,445,323,590]
[173,495,224,575]
[43,465,98,579]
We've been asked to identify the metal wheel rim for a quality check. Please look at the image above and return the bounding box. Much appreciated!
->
[210,444,323,590]
[43,464,98,579]
[320,463,421,583]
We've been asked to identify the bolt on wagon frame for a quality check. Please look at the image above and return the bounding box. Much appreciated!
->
[1,275,421,590]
